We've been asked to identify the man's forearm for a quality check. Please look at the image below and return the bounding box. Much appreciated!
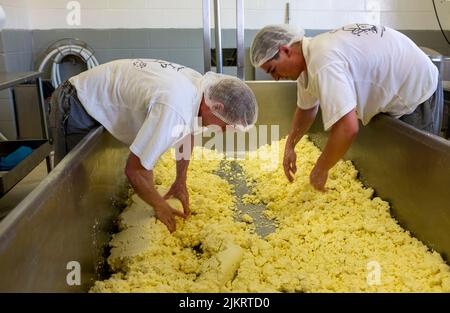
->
[175,159,190,182]
[175,134,194,182]
[287,105,319,148]
[315,110,358,171]
[125,152,187,232]
[133,171,166,206]
[125,154,165,207]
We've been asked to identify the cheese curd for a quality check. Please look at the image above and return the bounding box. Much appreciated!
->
[90,137,450,293]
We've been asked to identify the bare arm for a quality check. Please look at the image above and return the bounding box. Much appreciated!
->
[283,105,319,181]
[310,109,359,191]
[125,152,186,232]
[164,134,195,215]
[286,105,319,148]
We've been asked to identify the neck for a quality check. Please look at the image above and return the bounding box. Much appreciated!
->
[294,41,307,72]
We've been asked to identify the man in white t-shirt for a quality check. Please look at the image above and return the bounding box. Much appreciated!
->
[50,59,258,232]
[250,23,443,191]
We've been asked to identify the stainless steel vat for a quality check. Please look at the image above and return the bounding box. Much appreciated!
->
[0,128,129,292]
[0,81,448,292]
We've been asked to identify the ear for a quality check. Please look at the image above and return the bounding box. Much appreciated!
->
[279,45,290,56]
[211,102,224,112]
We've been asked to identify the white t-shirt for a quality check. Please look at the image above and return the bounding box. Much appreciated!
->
[297,24,439,130]
[69,59,203,170]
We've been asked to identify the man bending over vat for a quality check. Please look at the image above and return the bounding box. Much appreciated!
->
[250,23,444,191]
[49,59,258,232]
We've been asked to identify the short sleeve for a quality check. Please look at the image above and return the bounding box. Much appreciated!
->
[297,83,318,110]
[316,63,357,131]
[130,102,188,170]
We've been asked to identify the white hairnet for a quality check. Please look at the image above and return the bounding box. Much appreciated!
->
[200,72,258,131]
[250,24,305,67]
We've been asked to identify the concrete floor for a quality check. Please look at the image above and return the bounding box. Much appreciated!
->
[0,158,49,221]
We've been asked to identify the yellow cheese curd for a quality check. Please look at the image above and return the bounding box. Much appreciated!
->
[90,137,450,293]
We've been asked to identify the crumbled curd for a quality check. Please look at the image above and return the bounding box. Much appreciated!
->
[90,137,450,293]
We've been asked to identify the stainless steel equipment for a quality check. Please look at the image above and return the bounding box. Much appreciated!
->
[0,72,52,196]
[202,0,245,80]
[215,160,276,237]
[0,128,129,291]
[0,81,449,292]
[0,139,51,195]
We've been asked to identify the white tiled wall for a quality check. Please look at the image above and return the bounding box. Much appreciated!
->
[1,0,449,30]
[0,1,30,139]
[0,0,30,29]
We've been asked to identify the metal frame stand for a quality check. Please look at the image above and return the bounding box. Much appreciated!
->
[203,0,245,80]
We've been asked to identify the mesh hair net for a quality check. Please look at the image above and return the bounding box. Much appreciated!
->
[200,72,258,131]
[250,24,305,67]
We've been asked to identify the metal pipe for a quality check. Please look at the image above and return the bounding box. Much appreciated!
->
[202,0,211,73]
[214,0,223,74]
[285,2,290,24]
[236,0,244,80]
[35,77,49,140]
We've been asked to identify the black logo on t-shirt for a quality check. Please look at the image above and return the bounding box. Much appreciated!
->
[330,24,386,37]
[133,59,185,72]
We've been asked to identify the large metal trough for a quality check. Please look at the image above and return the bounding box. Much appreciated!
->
[0,81,449,292]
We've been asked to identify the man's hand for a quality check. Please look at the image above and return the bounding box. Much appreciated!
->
[283,143,297,182]
[164,180,190,216]
[309,165,328,192]
[153,201,187,233]
[282,106,319,183]
[309,109,358,192]
[125,152,187,234]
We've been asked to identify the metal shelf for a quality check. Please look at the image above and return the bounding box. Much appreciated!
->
[0,140,52,195]
[0,72,42,90]
[0,71,52,196]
